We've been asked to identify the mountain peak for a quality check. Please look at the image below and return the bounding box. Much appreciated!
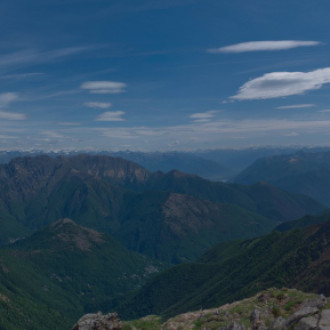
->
[22,218,106,252]
[51,219,105,251]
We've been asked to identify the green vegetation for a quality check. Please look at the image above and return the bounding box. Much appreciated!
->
[0,154,323,263]
[117,221,330,320]
[0,219,163,329]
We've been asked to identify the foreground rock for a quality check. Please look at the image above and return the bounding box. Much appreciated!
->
[121,288,330,329]
[71,312,122,330]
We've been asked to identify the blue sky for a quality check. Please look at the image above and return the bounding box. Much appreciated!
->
[1,0,330,151]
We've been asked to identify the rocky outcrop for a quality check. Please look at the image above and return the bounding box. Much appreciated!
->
[124,288,330,330]
[71,312,122,330]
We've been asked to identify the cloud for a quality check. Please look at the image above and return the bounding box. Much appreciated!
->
[0,47,92,71]
[0,92,18,107]
[81,81,127,94]
[277,104,316,110]
[95,111,125,121]
[318,109,330,113]
[189,110,218,122]
[84,102,112,109]
[0,110,26,120]
[231,67,330,100]
[0,72,44,80]
[58,122,82,126]
[42,130,65,139]
[208,40,321,53]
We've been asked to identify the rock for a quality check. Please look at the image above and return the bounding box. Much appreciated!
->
[71,312,122,330]
[300,294,328,309]
[295,315,318,330]
[268,316,286,330]
[285,307,318,327]
[250,309,266,330]
[319,309,330,330]
[250,309,261,323]
[220,321,246,330]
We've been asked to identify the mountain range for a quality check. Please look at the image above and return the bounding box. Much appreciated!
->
[233,150,330,206]
[0,154,323,264]
[0,153,329,329]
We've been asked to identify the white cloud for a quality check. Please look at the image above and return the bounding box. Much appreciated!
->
[318,109,330,113]
[95,111,125,121]
[81,81,126,94]
[231,67,330,100]
[0,110,26,120]
[277,104,316,110]
[0,92,18,107]
[84,102,112,109]
[189,110,218,122]
[208,40,320,53]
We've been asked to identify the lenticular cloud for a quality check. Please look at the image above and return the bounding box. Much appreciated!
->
[231,67,330,100]
[208,40,320,53]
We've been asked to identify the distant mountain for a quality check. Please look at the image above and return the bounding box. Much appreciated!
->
[0,155,324,263]
[195,147,304,173]
[233,150,330,205]
[0,218,162,329]
[275,209,330,232]
[117,220,330,320]
[144,170,323,222]
[110,151,233,181]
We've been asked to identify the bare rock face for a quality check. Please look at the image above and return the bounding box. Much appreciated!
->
[71,312,122,330]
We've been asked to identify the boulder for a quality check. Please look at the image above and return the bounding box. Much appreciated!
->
[319,309,330,330]
[295,315,318,330]
[71,312,122,330]
[220,321,246,330]
[300,295,328,309]
[285,307,318,327]
[268,316,286,330]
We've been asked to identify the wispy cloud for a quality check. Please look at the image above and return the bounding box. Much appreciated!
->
[0,92,18,107]
[58,122,82,126]
[318,109,330,113]
[81,81,127,94]
[84,102,112,109]
[231,67,330,100]
[95,111,125,121]
[42,130,65,139]
[189,110,218,122]
[277,104,316,110]
[0,110,26,120]
[0,47,92,71]
[0,72,44,80]
[208,40,321,53]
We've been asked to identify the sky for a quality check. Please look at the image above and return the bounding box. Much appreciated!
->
[1,0,330,151]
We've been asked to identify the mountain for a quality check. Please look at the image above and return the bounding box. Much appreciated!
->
[144,170,323,222]
[117,220,330,320]
[109,151,233,181]
[0,218,162,329]
[233,150,330,206]
[0,154,324,263]
[274,209,330,232]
